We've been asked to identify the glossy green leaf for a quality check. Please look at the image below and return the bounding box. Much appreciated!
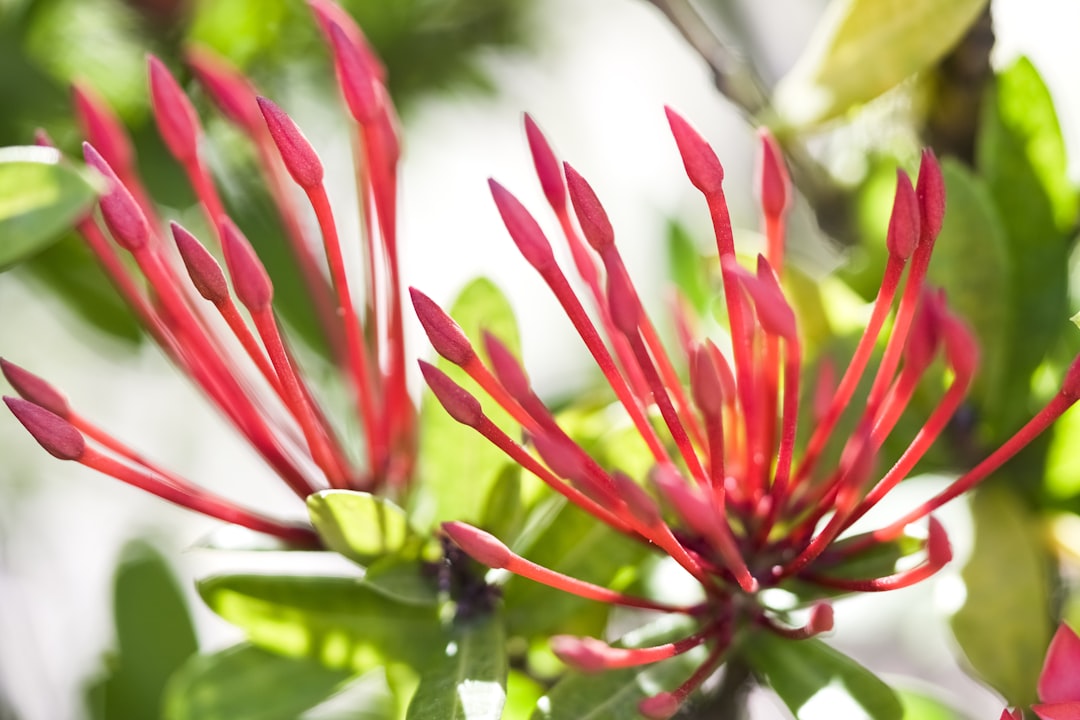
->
[198,574,444,673]
[503,500,651,639]
[414,277,521,531]
[164,644,352,720]
[0,146,99,271]
[406,612,507,720]
[481,465,527,545]
[362,551,439,607]
[774,0,987,126]
[977,57,1076,432]
[926,160,1010,409]
[950,485,1049,706]
[744,633,902,720]
[531,616,702,720]
[86,541,198,720]
[308,490,410,566]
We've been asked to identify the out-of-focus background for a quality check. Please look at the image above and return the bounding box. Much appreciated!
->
[1,0,1078,718]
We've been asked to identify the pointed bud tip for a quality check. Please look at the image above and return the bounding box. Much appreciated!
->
[147,54,201,163]
[482,332,531,401]
[4,396,85,460]
[488,179,556,272]
[549,635,611,673]
[172,222,229,305]
[927,516,952,566]
[257,96,324,189]
[887,169,920,260]
[523,114,567,211]
[82,142,150,251]
[757,128,789,217]
[1,359,69,418]
[409,288,475,366]
[639,692,680,720]
[916,149,946,241]
[219,219,273,311]
[665,106,724,196]
[418,361,482,427]
[442,521,510,569]
[564,163,614,252]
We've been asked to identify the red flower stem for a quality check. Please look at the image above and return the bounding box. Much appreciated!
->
[306,184,384,476]
[78,446,319,546]
[795,257,905,484]
[539,265,673,465]
[874,391,1078,541]
[600,246,706,448]
[184,156,228,229]
[501,544,692,613]
[213,298,284,396]
[655,641,729,712]
[461,356,540,431]
[250,308,351,487]
[554,208,652,402]
[133,250,318,497]
[805,555,941,592]
[843,377,970,532]
[756,340,801,544]
[624,328,709,483]
[764,213,784,275]
[472,416,634,533]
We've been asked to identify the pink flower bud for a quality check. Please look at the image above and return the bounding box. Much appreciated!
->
[886,169,920,260]
[665,107,723,195]
[82,142,150,251]
[489,179,556,272]
[220,219,273,312]
[147,55,201,164]
[550,635,617,673]
[525,114,566,212]
[442,521,510,569]
[941,312,979,380]
[1,359,70,418]
[482,332,530,402]
[607,267,641,338]
[757,128,789,218]
[612,471,661,527]
[916,149,946,241]
[409,288,476,366]
[564,163,614,252]
[172,222,228,305]
[926,516,952,566]
[257,96,325,190]
[72,83,134,176]
[639,692,680,720]
[690,344,724,417]
[186,46,262,132]
[418,361,482,427]
[327,21,381,125]
[808,602,834,634]
[1039,623,1080,704]
[4,397,85,461]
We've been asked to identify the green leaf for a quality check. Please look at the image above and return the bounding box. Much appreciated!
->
[480,465,527,545]
[406,612,508,720]
[926,160,1011,411]
[950,484,1050,706]
[898,687,963,720]
[531,616,703,720]
[85,541,198,720]
[308,490,410,566]
[665,220,712,316]
[164,644,353,720]
[503,500,651,639]
[362,551,440,607]
[413,277,521,531]
[774,0,987,126]
[198,574,445,673]
[743,633,903,720]
[0,146,99,270]
[976,57,1076,432]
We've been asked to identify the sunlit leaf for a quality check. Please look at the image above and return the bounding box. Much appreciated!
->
[406,611,507,720]
[898,687,963,720]
[413,277,521,531]
[362,551,439,607]
[977,57,1077,432]
[744,632,902,720]
[308,490,411,566]
[666,219,711,316]
[950,484,1050,706]
[0,146,99,271]
[198,574,444,673]
[774,0,987,126]
[164,644,353,720]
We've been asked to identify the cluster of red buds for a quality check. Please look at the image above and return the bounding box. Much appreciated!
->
[414,110,1080,717]
[3,0,411,546]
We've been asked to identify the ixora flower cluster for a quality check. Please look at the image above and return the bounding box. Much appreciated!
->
[4,0,412,542]
[415,111,1080,716]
